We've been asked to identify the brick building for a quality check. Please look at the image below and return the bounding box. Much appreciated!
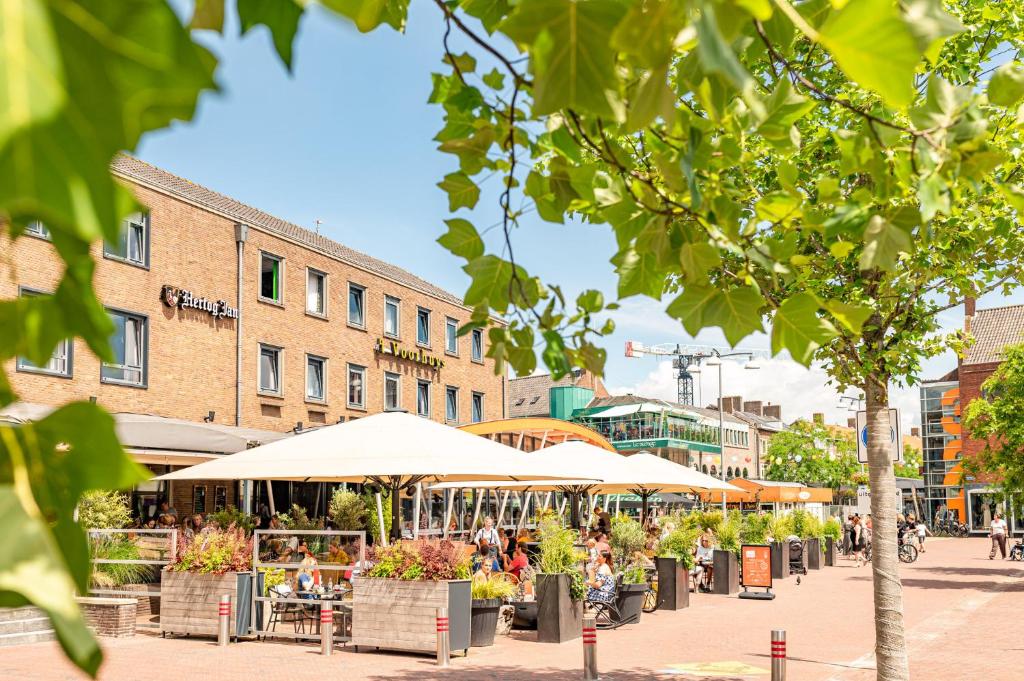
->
[1,156,507,517]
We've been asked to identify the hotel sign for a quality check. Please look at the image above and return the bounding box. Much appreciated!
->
[374,338,445,370]
[161,285,239,320]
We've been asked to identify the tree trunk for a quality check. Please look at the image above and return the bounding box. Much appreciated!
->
[865,379,909,680]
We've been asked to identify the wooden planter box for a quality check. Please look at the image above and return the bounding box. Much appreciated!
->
[536,573,582,643]
[824,538,837,566]
[654,557,689,610]
[352,578,470,655]
[805,538,822,570]
[712,550,739,595]
[160,571,248,637]
[770,541,788,580]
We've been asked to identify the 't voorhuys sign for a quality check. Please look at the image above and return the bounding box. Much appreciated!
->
[161,285,239,320]
[374,338,445,369]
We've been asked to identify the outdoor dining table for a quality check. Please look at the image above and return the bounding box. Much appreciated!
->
[295,589,353,638]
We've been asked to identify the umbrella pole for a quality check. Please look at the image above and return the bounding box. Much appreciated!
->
[375,493,388,547]
[569,493,580,531]
[390,486,402,542]
[641,492,649,527]
[413,483,422,540]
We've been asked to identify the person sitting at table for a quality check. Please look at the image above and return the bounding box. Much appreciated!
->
[473,557,497,584]
[694,535,715,593]
[507,542,530,581]
[472,539,502,574]
[296,548,321,599]
[154,501,177,528]
[496,528,511,568]
[594,532,611,556]
[585,551,616,604]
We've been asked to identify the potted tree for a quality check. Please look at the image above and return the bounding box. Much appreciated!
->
[535,518,585,643]
[469,576,516,647]
[609,515,648,622]
[352,540,471,655]
[712,520,741,595]
[654,526,699,610]
[767,514,793,580]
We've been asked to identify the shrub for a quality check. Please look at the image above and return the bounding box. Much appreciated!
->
[717,522,741,558]
[656,527,700,569]
[609,514,645,561]
[207,506,255,534]
[261,567,285,595]
[621,562,647,585]
[366,540,470,581]
[537,517,586,601]
[768,513,794,541]
[471,576,517,601]
[802,514,824,540]
[90,537,153,587]
[362,490,391,543]
[279,504,323,531]
[78,490,132,530]
[169,525,252,574]
[789,509,810,538]
[329,489,367,531]
[739,513,771,546]
[693,509,723,534]
[823,518,843,542]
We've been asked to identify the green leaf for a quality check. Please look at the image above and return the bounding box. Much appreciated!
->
[191,0,226,31]
[437,218,484,261]
[858,215,911,270]
[758,79,814,140]
[576,289,604,314]
[903,0,964,63]
[0,0,65,151]
[771,293,838,365]
[667,284,766,346]
[501,0,627,118]
[437,172,480,211]
[988,62,1024,108]
[755,192,802,224]
[611,247,664,299]
[678,242,721,281]
[482,68,505,90]
[918,173,949,221]
[626,65,676,131]
[824,299,872,334]
[238,0,304,70]
[735,0,772,21]
[461,0,510,34]
[819,0,919,108]
[464,255,514,311]
[444,51,477,74]
[438,126,495,174]
[610,0,687,68]
[322,0,409,33]
[693,1,759,111]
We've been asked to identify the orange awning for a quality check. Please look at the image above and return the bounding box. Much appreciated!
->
[459,417,615,451]
[701,479,833,504]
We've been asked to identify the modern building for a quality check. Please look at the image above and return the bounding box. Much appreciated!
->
[919,370,962,528]
[507,369,609,419]
[1,156,507,517]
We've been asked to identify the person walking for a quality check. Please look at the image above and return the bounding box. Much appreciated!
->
[989,512,1008,559]
[853,516,867,568]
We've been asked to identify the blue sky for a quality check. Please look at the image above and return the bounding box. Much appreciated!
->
[139,4,1021,428]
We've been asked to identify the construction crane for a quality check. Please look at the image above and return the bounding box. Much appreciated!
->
[624,341,769,406]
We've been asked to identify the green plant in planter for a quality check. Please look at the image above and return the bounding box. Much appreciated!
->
[621,563,647,585]
[207,506,255,534]
[537,517,586,601]
[823,518,843,543]
[609,514,645,561]
[739,513,771,546]
[169,526,253,574]
[768,513,794,542]
[361,490,391,544]
[717,522,741,558]
[471,577,517,601]
[802,515,824,540]
[260,567,285,595]
[789,509,810,538]
[328,489,367,531]
[656,527,699,570]
[90,537,153,588]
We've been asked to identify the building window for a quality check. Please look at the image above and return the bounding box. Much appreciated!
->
[446,385,459,423]
[416,380,431,418]
[347,364,365,408]
[472,392,484,423]
[384,296,400,338]
[348,283,365,327]
[259,252,283,303]
[15,289,72,377]
[306,268,326,316]
[445,318,459,355]
[471,328,484,363]
[104,212,148,267]
[101,310,146,387]
[25,221,50,239]
[258,344,282,395]
[306,354,326,402]
[384,371,401,410]
[417,307,431,346]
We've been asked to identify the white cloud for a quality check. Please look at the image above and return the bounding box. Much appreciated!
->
[609,356,921,430]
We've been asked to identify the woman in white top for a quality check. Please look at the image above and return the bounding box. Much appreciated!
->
[990,512,1008,559]
[473,516,500,555]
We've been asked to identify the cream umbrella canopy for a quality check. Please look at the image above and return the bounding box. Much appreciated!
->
[156,411,582,541]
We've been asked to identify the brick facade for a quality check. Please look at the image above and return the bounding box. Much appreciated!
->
[77,597,137,638]
[1,160,507,436]
[958,361,999,477]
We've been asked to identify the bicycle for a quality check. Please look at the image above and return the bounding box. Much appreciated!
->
[642,567,659,613]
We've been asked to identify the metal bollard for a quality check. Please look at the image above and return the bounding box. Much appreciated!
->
[436,607,450,668]
[217,594,231,647]
[320,600,334,656]
[583,615,598,680]
[771,629,786,681]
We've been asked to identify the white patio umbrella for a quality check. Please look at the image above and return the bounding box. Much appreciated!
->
[156,411,581,541]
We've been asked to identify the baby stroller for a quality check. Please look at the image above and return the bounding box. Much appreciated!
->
[787,536,807,575]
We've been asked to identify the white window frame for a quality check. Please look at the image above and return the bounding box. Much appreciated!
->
[384,371,402,411]
[305,354,327,403]
[15,288,72,378]
[101,308,147,387]
[306,267,327,317]
[445,385,459,424]
[103,212,149,268]
[384,296,401,339]
[471,391,484,423]
[348,282,366,328]
[25,221,51,240]
[416,379,431,418]
[445,317,459,356]
[258,251,284,305]
[258,344,283,397]
[471,328,484,363]
[416,307,431,347]
[347,363,366,409]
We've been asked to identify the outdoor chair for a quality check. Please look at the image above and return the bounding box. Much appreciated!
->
[586,574,623,630]
[265,584,305,639]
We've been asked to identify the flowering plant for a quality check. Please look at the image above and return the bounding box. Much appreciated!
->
[168,524,252,574]
[367,540,471,581]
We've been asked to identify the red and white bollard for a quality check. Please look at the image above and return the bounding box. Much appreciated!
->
[217,594,231,647]
[771,629,786,681]
[436,607,450,668]
[583,615,598,680]
[320,600,334,656]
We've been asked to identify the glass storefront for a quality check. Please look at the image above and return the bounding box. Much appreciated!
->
[919,380,966,527]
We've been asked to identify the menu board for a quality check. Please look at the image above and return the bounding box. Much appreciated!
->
[741,544,772,589]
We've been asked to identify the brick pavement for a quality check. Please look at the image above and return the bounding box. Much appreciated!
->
[1,537,1019,681]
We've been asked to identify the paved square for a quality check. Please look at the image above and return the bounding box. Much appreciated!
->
[2,537,1019,681]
